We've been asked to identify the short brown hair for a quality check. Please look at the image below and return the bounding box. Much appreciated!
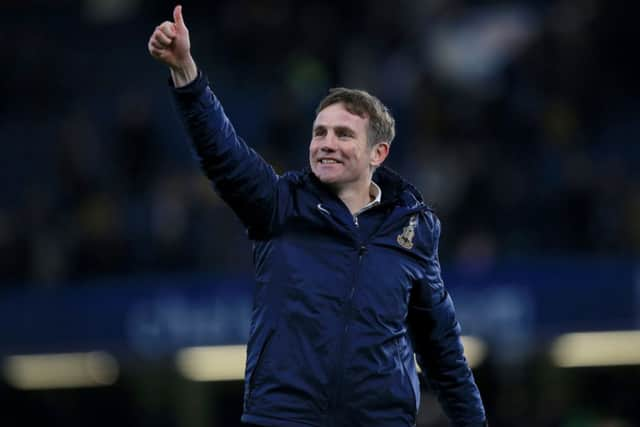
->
[315,88,395,147]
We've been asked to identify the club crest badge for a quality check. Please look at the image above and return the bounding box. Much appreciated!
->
[397,215,418,250]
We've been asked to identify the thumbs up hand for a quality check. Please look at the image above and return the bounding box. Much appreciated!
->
[148,5,197,86]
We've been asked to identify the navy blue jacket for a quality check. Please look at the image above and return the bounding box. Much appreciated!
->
[172,73,487,427]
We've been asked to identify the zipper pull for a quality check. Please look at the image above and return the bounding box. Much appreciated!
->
[358,245,367,260]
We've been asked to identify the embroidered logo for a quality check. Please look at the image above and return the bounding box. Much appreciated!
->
[397,215,418,249]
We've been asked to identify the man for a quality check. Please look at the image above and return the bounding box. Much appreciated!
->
[149,6,487,427]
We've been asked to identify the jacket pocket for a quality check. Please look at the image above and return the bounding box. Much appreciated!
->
[246,327,276,409]
[395,336,419,415]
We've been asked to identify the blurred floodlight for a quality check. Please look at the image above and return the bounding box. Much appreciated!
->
[178,337,486,382]
[428,5,538,88]
[176,345,246,381]
[461,336,488,369]
[551,331,640,367]
[3,351,119,390]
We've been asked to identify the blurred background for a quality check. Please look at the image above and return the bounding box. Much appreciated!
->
[1,0,639,426]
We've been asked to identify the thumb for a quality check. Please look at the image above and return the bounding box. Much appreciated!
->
[173,5,185,29]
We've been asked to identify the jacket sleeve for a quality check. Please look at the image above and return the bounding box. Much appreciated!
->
[408,214,488,427]
[171,72,278,235]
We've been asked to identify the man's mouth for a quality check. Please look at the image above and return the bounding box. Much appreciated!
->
[319,158,341,164]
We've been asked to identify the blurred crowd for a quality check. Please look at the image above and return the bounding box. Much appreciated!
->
[0,0,638,286]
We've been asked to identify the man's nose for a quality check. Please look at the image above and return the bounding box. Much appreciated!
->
[320,134,337,151]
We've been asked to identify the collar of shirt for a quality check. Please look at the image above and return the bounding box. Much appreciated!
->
[353,180,382,218]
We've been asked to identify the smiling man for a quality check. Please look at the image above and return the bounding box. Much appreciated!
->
[149,6,487,427]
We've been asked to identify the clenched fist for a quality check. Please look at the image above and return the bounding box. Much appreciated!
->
[148,5,197,87]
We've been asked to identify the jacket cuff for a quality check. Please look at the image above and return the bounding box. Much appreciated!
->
[168,70,208,102]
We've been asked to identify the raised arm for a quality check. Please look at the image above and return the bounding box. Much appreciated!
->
[148,6,278,234]
[408,214,487,427]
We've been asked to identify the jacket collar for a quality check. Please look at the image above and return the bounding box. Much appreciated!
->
[302,165,426,210]
[372,166,425,209]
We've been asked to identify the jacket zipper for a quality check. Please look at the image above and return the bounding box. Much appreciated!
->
[328,243,368,425]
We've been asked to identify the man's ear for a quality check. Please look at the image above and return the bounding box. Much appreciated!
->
[370,142,390,167]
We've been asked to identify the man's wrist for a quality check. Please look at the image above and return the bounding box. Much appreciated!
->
[170,56,198,88]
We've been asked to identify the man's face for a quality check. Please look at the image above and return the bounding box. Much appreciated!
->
[309,103,375,189]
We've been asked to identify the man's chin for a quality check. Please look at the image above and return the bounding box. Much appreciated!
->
[313,171,340,184]
[311,167,331,180]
